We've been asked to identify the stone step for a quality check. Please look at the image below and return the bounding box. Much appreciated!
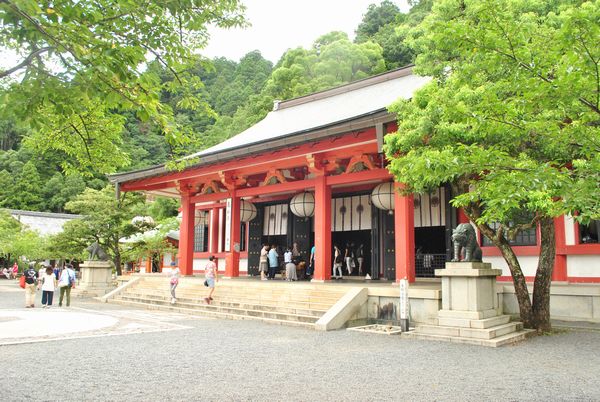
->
[402,329,534,347]
[119,293,327,317]
[130,288,345,300]
[436,315,511,329]
[111,298,316,329]
[123,290,341,307]
[128,283,345,296]
[415,322,522,340]
[117,295,320,323]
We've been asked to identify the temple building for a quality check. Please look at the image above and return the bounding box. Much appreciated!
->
[109,66,600,285]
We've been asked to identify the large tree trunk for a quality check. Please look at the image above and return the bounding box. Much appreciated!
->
[480,227,535,328]
[532,217,555,332]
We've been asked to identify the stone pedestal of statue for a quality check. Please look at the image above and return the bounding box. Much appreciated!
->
[75,260,114,297]
[403,262,533,347]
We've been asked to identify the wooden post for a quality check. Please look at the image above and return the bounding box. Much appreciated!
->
[552,217,568,281]
[313,175,332,281]
[395,183,415,283]
[179,193,195,276]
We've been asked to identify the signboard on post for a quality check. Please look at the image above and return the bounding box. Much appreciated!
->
[224,198,232,252]
[399,278,410,332]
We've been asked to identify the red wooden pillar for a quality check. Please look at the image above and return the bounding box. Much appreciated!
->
[394,183,415,283]
[209,207,220,255]
[552,216,568,281]
[457,208,470,224]
[313,175,332,281]
[179,193,195,276]
[225,190,241,277]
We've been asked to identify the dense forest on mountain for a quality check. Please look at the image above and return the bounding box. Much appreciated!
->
[0,0,431,214]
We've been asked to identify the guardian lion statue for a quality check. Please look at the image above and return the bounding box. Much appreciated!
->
[451,223,482,262]
[86,241,109,261]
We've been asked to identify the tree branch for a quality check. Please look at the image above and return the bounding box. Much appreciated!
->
[0,47,53,78]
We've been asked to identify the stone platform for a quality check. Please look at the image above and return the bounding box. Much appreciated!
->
[403,262,534,347]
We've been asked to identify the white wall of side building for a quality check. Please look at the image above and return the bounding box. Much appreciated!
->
[567,256,600,277]
[483,256,540,277]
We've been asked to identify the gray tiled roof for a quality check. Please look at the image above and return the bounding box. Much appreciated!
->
[109,66,430,184]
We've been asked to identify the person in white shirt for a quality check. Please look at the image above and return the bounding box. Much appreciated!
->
[284,248,296,281]
[39,266,57,308]
[168,262,180,304]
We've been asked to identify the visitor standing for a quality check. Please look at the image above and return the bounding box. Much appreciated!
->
[357,244,365,275]
[333,245,343,280]
[307,245,315,278]
[259,244,269,281]
[168,261,180,304]
[23,263,38,308]
[58,264,76,307]
[204,256,217,304]
[39,266,57,308]
[12,262,18,279]
[284,248,296,281]
[344,242,355,275]
[268,244,279,279]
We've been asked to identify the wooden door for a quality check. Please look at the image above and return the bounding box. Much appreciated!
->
[246,205,263,276]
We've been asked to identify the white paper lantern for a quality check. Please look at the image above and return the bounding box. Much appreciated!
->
[371,182,395,211]
[131,215,155,226]
[240,200,257,222]
[290,192,315,217]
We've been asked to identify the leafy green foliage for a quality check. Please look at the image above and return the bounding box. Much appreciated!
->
[0,209,48,263]
[355,0,432,69]
[384,0,600,330]
[204,32,387,144]
[48,186,147,273]
[0,0,246,174]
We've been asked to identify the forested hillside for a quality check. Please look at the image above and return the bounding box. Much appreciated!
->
[0,0,431,213]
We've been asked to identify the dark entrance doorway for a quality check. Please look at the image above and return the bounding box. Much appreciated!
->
[332,230,371,277]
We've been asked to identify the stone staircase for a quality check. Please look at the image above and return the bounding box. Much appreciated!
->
[404,313,532,347]
[107,277,347,329]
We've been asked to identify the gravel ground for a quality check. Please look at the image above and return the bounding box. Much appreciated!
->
[1,280,599,401]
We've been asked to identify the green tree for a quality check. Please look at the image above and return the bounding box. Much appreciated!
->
[0,209,48,264]
[355,0,432,69]
[58,186,147,274]
[203,32,387,145]
[0,0,246,174]
[385,0,600,331]
[12,161,43,210]
[355,1,402,43]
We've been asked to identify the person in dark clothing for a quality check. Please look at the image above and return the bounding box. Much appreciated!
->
[23,263,38,308]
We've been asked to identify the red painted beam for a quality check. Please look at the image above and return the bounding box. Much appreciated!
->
[190,191,231,204]
[326,168,391,186]
[120,130,377,189]
[237,179,316,198]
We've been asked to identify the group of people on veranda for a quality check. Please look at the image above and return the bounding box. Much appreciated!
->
[21,263,77,308]
[259,242,311,281]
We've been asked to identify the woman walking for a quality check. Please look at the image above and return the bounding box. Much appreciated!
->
[259,244,269,281]
[333,245,343,280]
[168,262,180,304]
[39,266,57,308]
[204,256,217,304]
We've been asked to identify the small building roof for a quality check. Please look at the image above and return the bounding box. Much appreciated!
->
[109,66,430,185]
